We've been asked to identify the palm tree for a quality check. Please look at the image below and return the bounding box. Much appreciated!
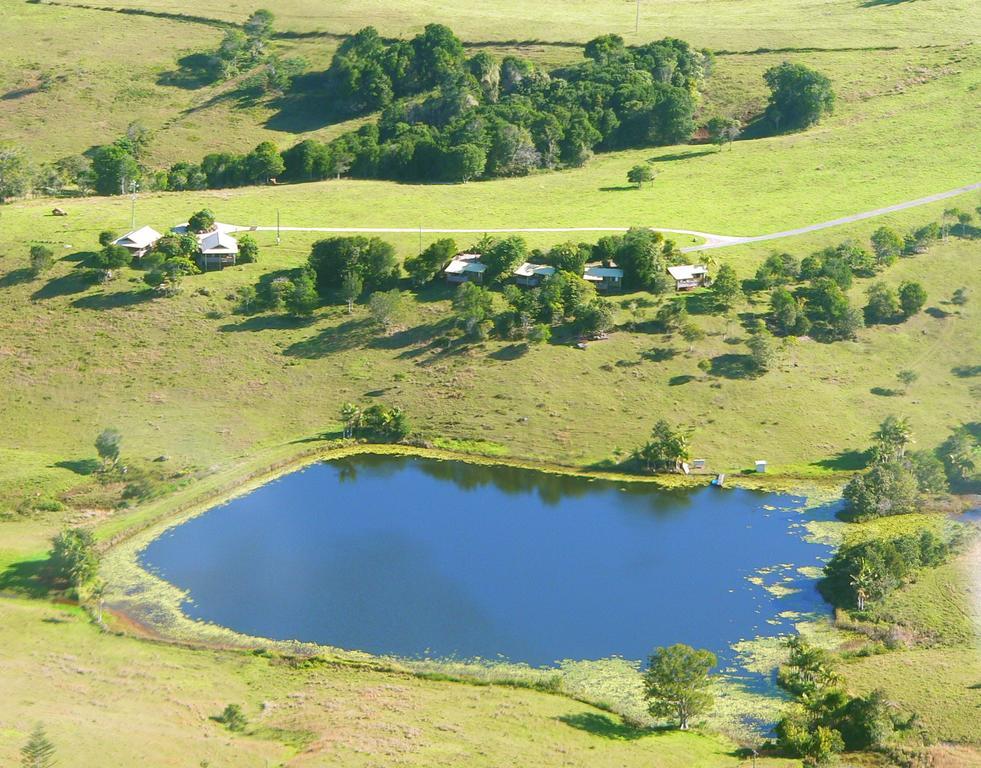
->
[872,415,913,461]
[339,402,361,438]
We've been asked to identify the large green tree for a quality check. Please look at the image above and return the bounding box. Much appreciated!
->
[643,644,716,730]
[763,62,835,132]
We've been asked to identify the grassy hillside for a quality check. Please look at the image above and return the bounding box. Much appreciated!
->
[0,188,977,537]
[0,597,799,767]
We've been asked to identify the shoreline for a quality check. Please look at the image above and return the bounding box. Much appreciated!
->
[93,440,846,735]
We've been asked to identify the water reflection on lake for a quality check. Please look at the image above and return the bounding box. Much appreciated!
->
[141,454,837,666]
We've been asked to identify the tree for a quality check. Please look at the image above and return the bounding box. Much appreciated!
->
[870,226,903,267]
[244,140,285,183]
[643,644,716,730]
[0,142,33,201]
[747,331,775,373]
[951,286,968,306]
[20,724,56,768]
[339,402,361,438]
[29,245,54,276]
[187,209,216,233]
[217,703,248,732]
[452,281,494,336]
[90,142,140,196]
[907,450,947,493]
[286,271,318,317]
[941,427,979,485]
[244,8,275,40]
[573,298,615,335]
[308,236,397,297]
[49,528,99,590]
[627,163,655,188]
[705,116,740,150]
[404,238,456,286]
[482,236,527,283]
[756,252,800,288]
[634,419,691,473]
[710,263,741,309]
[680,321,704,352]
[842,460,918,521]
[368,288,403,331]
[527,323,551,345]
[94,244,133,271]
[769,287,810,336]
[864,281,899,324]
[95,428,122,469]
[98,230,119,247]
[763,62,835,132]
[443,143,486,182]
[238,235,259,263]
[340,270,363,313]
[235,284,258,314]
[896,369,918,392]
[872,415,913,461]
[897,280,926,317]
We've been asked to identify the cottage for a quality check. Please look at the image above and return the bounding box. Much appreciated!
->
[513,262,555,287]
[112,225,162,259]
[172,222,240,269]
[583,264,623,292]
[667,264,709,291]
[197,230,239,269]
[444,253,486,284]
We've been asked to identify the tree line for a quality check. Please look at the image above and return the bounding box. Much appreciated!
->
[0,21,845,199]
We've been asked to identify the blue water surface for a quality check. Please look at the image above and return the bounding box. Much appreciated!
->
[141,455,836,666]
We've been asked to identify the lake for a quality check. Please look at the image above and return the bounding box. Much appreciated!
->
[141,454,836,667]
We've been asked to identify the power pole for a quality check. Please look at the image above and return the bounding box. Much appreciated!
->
[276,208,281,245]
[130,181,138,229]
[635,0,640,34]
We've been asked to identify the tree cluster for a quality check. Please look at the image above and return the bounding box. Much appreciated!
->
[339,402,411,441]
[632,419,691,473]
[775,637,906,764]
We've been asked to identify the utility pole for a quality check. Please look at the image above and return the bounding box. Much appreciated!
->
[276,208,281,245]
[635,0,640,34]
[130,180,138,229]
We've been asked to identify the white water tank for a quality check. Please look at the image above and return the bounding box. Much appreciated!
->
[755,460,767,473]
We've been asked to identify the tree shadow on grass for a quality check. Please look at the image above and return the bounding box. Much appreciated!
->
[812,449,870,472]
[0,558,49,598]
[264,71,336,133]
[219,314,306,333]
[599,185,637,192]
[669,374,697,386]
[156,53,220,90]
[71,290,152,310]
[283,318,375,358]
[708,353,756,379]
[557,713,654,741]
[648,148,715,163]
[680,291,717,316]
[870,386,902,397]
[925,306,951,319]
[0,268,34,289]
[369,319,454,352]
[54,458,101,476]
[952,365,981,378]
[488,343,529,361]
[32,271,93,300]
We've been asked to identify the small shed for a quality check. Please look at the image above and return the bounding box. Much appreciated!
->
[667,264,709,291]
[583,264,623,292]
[113,225,162,259]
[444,253,486,284]
[755,460,767,473]
[513,262,555,287]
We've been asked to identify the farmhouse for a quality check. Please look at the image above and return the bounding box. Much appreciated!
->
[444,253,486,284]
[513,262,556,287]
[583,264,623,292]
[197,230,240,269]
[172,222,240,269]
[667,264,709,291]
[112,225,162,259]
